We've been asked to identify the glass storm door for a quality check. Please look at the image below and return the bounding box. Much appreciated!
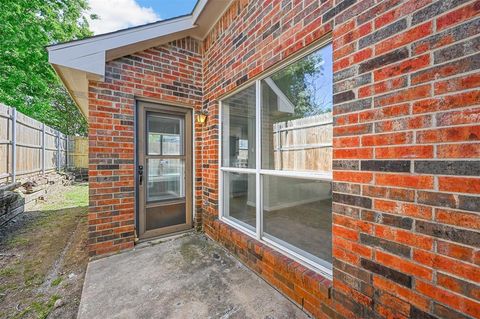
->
[137,102,193,239]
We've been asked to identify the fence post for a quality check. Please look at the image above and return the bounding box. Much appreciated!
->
[11,108,17,183]
[56,131,60,172]
[65,136,68,170]
[41,123,46,175]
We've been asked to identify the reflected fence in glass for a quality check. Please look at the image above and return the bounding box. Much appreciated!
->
[147,114,183,156]
[261,44,333,173]
[219,42,334,272]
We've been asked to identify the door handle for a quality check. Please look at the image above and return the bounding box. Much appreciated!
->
[138,165,144,185]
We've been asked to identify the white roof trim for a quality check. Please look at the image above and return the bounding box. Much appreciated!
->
[192,0,208,24]
[264,78,296,114]
[48,15,196,77]
[47,0,230,118]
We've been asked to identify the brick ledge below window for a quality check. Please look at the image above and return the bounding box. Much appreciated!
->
[204,218,333,317]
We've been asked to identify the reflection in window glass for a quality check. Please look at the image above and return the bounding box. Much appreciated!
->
[221,85,256,168]
[219,43,334,271]
[147,158,184,202]
[147,115,183,156]
[263,175,332,267]
[261,44,333,172]
[223,172,256,231]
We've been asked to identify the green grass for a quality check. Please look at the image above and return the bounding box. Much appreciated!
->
[4,184,89,250]
[23,265,45,287]
[1,183,88,319]
[51,277,62,287]
[5,236,30,247]
[42,183,88,211]
[0,267,17,277]
[12,295,61,319]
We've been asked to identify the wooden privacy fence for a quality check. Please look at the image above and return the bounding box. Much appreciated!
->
[272,113,333,172]
[67,136,88,170]
[0,103,87,184]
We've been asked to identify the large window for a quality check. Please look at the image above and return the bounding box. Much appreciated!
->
[220,42,333,274]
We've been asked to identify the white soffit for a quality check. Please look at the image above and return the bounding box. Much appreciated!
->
[47,0,230,118]
[48,15,196,77]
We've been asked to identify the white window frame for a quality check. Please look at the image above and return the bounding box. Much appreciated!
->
[218,39,333,278]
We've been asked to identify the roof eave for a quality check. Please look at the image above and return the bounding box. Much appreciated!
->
[47,0,231,119]
[47,15,196,76]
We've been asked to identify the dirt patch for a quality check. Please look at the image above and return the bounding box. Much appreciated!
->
[0,183,88,319]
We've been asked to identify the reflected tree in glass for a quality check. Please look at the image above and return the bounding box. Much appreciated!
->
[261,44,333,172]
[270,44,333,119]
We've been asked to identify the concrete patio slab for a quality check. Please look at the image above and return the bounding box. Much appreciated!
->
[77,233,309,319]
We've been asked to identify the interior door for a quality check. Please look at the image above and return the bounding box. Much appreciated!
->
[137,101,193,239]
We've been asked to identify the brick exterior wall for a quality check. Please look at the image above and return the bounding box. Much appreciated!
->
[86,1,480,318]
[88,38,203,256]
[200,1,480,319]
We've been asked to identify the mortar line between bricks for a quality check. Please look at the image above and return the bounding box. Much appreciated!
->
[334,117,480,134]
[335,39,480,86]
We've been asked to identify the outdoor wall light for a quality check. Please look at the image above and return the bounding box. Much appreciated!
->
[195,110,208,124]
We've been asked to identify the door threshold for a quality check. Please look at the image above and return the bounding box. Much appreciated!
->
[135,229,195,249]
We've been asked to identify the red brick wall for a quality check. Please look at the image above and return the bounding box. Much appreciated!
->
[88,37,203,256]
[330,0,480,318]
[86,0,479,318]
[201,1,336,317]
[201,1,480,319]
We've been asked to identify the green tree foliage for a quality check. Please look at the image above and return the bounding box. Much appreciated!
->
[272,51,332,119]
[0,0,95,135]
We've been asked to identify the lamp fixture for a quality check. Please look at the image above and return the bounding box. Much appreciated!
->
[195,110,208,124]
